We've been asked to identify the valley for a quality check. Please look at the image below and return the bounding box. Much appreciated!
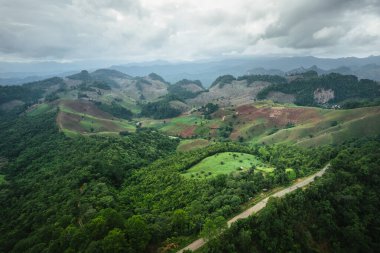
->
[0,68,379,253]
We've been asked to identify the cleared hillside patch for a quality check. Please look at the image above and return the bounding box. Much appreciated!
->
[57,100,136,135]
[258,106,380,146]
[183,152,269,179]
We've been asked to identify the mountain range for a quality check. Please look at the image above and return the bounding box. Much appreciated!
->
[2,56,380,86]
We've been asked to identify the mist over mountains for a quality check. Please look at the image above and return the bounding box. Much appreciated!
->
[1,55,380,87]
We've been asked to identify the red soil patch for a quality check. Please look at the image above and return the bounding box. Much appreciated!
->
[57,111,86,133]
[180,125,197,137]
[62,100,113,119]
[236,104,321,126]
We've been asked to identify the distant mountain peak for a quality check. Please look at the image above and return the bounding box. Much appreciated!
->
[67,70,91,81]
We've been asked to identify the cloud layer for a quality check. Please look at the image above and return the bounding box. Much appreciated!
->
[0,0,379,62]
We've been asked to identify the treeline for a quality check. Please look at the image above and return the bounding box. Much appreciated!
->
[257,73,380,106]
[204,137,380,253]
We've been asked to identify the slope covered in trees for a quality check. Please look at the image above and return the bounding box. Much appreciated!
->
[0,109,334,252]
[204,137,380,253]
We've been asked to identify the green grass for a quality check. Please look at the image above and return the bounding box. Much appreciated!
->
[183,152,267,179]
[256,167,275,173]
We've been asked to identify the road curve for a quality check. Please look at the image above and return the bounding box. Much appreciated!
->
[177,164,329,253]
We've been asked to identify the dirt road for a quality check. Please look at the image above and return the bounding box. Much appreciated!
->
[177,164,329,253]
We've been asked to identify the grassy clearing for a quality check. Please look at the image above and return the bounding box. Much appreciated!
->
[183,152,267,179]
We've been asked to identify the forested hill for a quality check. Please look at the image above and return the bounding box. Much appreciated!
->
[0,108,335,252]
[257,72,380,107]
[204,137,380,253]
[0,111,179,252]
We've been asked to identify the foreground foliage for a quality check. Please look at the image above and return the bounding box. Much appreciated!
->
[204,137,380,253]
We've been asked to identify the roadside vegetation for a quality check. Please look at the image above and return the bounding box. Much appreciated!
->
[203,137,380,253]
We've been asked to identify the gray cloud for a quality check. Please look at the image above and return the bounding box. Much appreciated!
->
[0,0,379,62]
[263,0,380,49]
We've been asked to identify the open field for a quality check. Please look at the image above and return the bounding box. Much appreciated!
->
[183,152,268,179]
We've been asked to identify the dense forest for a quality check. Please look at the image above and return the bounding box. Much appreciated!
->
[0,109,334,253]
[204,137,380,253]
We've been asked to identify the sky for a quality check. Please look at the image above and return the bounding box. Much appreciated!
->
[1,0,380,63]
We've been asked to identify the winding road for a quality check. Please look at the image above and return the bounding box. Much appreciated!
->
[177,164,329,253]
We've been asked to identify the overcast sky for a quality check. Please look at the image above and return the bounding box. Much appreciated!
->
[1,0,380,62]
